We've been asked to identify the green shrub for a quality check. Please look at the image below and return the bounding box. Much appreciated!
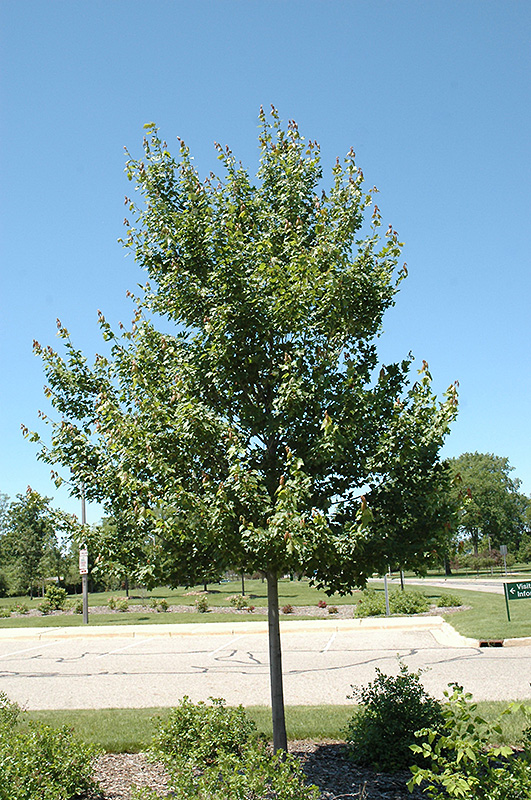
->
[157,598,169,612]
[44,584,68,610]
[390,589,429,615]
[116,597,129,612]
[355,588,385,617]
[107,596,117,610]
[144,697,318,800]
[0,607,11,618]
[281,604,293,614]
[194,594,209,613]
[228,594,250,610]
[436,592,462,608]
[38,598,53,615]
[10,602,29,615]
[151,696,258,766]
[409,685,531,799]
[0,692,101,800]
[69,597,84,614]
[327,605,338,614]
[135,742,319,800]
[345,661,443,771]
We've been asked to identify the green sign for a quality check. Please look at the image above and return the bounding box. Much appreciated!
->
[503,581,531,621]
[506,581,531,599]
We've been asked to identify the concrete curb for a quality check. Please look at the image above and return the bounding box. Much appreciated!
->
[0,614,450,641]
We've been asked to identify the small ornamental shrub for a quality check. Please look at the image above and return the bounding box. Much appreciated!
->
[355,588,385,617]
[10,603,29,615]
[70,597,84,614]
[107,596,117,610]
[43,584,68,610]
[346,661,443,771]
[390,589,429,615]
[327,605,338,614]
[158,598,169,612]
[116,597,129,612]
[408,685,531,799]
[281,604,293,614]
[38,598,53,615]
[144,696,318,800]
[228,594,250,610]
[151,696,258,766]
[317,599,327,609]
[0,607,11,618]
[195,594,209,613]
[0,692,101,800]
[436,592,462,608]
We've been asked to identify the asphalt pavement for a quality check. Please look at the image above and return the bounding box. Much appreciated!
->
[1,616,530,710]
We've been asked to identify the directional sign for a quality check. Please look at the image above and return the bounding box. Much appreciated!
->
[506,581,531,600]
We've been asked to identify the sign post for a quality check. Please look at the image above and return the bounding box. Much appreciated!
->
[500,544,508,575]
[503,580,531,622]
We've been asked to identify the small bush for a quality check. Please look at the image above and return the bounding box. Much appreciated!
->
[38,598,53,615]
[436,592,462,608]
[228,594,250,610]
[317,599,327,609]
[281,604,293,614]
[390,589,429,615]
[10,603,29,615]
[107,596,117,610]
[151,696,258,766]
[44,584,68,610]
[158,598,169,612]
[0,692,100,800]
[116,597,129,612]
[355,588,385,617]
[0,607,11,618]
[409,685,531,799]
[327,605,338,614]
[346,661,444,771]
[69,597,84,614]
[195,594,209,613]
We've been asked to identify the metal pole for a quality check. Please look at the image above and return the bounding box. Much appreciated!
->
[384,573,390,616]
[503,583,511,622]
[81,488,89,625]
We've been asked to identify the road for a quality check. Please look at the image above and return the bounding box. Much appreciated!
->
[1,618,530,710]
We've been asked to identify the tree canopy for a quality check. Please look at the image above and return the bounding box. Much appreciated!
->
[447,452,528,554]
[29,109,457,750]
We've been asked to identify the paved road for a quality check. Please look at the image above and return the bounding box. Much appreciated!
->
[1,618,530,710]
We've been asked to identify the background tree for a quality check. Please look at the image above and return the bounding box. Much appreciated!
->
[447,452,527,555]
[0,488,77,597]
[30,110,457,751]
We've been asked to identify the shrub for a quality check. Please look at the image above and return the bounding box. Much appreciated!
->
[409,685,531,799]
[69,597,84,614]
[158,598,169,612]
[0,692,100,800]
[327,605,338,614]
[228,594,250,610]
[436,592,462,608]
[390,589,429,615]
[317,599,327,609]
[10,602,29,615]
[38,598,53,615]
[107,596,117,610]
[116,597,129,612]
[345,661,443,771]
[151,696,258,766]
[355,588,385,617]
[281,604,293,614]
[44,584,68,610]
[0,607,11,618]
[194,594,209,613]
[143,697,318,800]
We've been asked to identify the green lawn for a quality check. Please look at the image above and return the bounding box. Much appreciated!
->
[2,577,531,640]
[26,701,531,753]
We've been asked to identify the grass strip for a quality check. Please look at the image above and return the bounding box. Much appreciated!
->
[26,702,531,753]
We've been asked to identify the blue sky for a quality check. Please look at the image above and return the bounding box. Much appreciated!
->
[1,0,530,522]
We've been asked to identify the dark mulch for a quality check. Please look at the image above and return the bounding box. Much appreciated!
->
[91,742,426,799]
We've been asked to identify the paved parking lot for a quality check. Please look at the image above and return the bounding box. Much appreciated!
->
[1,619,530,709]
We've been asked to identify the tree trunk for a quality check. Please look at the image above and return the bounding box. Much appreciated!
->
[444,555,453,576]
[266,570,287,754]
[241,572,245,596]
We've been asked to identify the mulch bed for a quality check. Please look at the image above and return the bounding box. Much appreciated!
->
[91,743,426,799]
